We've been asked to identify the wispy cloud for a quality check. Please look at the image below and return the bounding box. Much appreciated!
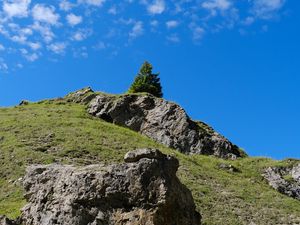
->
[252,0,286,19]
[59,0,74,11]
[202,0,232,15]
[147,0,165,15]
[78,0,106,7]
[166,20,179,29]
[66,13,83,26]
[0,0,289,72]
[129,21,144,39]
[47,42,67,54]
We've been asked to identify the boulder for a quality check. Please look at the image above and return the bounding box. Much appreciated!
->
[263,164,300,200]
[88,93,243,159]
[18,149,201,225]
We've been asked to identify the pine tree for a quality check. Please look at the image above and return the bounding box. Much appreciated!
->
[128,61,163,98]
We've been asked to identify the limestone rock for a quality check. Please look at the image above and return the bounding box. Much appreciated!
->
[124,148,165,163]
[263,164,300,200]
[65,87,97,104]
[19,149,201,225]
[88,93,243,158]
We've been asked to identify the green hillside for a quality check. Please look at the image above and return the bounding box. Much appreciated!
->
[0,98,299,225]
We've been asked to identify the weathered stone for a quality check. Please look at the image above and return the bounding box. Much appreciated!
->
[88,93,243,159]
[65,87,97,104]
[18,149,201,225]
[124,148,165,163]
[263,164,300,200]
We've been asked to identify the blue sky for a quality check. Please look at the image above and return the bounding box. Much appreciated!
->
[0,0,299,159]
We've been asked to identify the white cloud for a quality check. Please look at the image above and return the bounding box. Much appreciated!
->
[31,22,55,43]
[78,0,106,7]
[20,27,33,35]
[108,5,117,15]
[20,48,39,61]
[32,4,60,25]
[166,34,180,43]
[166,20,179,29]
[0,60,8,71]
[16,63,23,68]
[47,42,66,54]
[94,41,107,50]
[3,0,31,18]
[243,16,255,25]
[0,0,290,71]
[25,52,39,61]
[71,29,92,41]
[190,24,205,41]
[150,20,159,27]
[11,35,27,44]
[28,42,41,50]
[129,21,144,39]
[147,0,165,15]
[202,0,232,16]
[59,0,74,11]
[252,0,285,19]
[66,14,82,26]
[73,46,88,58]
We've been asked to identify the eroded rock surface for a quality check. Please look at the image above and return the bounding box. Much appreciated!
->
[88,93,243,158]
[18,149,201,225]
[65,87,97,104]
[263,163,300,200]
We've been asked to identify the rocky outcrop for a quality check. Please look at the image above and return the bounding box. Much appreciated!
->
[263,163,300,200]
[17,149,201,225]
[65,87,97,104]
[88,92,243,159]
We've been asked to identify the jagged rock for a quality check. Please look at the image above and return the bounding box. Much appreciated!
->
[88,93,243,158]
[263,164,300,200]
[292,164,300,181]
[18,149,201,225]
[65,87,97,104]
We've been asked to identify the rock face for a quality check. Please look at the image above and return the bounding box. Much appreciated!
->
[65,87,97,104]
[88,93,243,158]
[18,149,201,225]
[263,164,300,200]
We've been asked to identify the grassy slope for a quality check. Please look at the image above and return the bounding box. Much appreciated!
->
[0,100,299,225]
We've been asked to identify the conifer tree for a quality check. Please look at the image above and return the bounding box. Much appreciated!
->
[128,61,163,98]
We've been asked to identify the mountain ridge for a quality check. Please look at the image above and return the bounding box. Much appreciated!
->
[67,87,245,159]
[0,88,300,224]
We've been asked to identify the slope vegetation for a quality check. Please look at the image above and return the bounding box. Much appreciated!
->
[0,98,299,225]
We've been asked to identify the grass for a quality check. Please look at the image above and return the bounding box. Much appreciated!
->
[0,100,300,224]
